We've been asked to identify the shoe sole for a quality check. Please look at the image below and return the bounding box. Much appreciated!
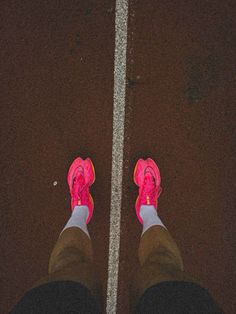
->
[133,158,145,186]
[86,158,95,223]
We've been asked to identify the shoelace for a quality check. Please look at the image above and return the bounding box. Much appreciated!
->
[142,174,157,200]
[72,175,92,208]
[72,174,85,198]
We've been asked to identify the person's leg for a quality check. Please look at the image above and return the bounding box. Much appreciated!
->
[130,159,199,309]
[131,224,199,308]
[31,157,102,306]
[32,226,101,300]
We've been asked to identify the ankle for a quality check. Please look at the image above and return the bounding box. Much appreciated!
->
[140,205,166,235]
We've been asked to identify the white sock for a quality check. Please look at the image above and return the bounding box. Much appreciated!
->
[140,205,167,235]
[60,205,90,238]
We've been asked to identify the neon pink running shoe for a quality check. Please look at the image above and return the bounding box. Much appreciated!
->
[134,158,162,224]
[67,157,95,224]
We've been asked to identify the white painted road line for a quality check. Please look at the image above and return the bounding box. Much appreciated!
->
[106,0,129,313]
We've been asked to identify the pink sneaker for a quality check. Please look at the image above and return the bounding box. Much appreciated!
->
[133,158,162,224]
[67,157,95,224]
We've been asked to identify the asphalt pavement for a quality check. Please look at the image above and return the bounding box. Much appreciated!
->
[1,1,235,313]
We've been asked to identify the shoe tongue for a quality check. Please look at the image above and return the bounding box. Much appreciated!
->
[73,174,85,195]
[77,174,85,186]
[145,172,153,181]
[144,173,155,190]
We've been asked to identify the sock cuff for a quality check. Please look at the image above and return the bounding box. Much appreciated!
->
[140,205,157,219]
[140,205,167,235]
[72,205,89,220]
